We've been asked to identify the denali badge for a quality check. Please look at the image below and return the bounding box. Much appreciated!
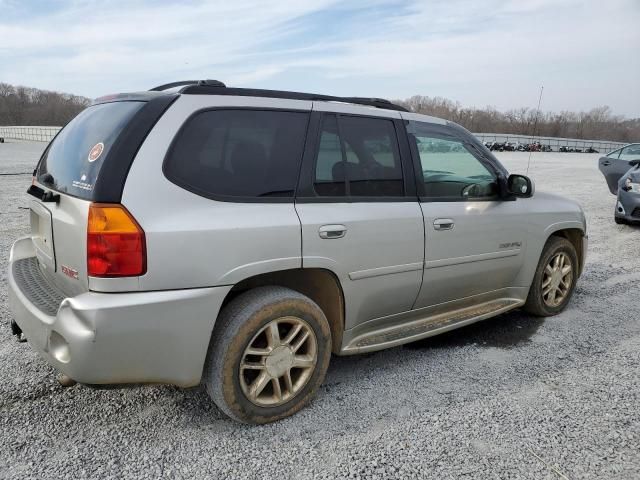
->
[61,265,79,280]
[499,242,522,249]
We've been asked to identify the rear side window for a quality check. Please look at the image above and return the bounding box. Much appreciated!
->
[314,114,404,197]
[164,109,309,199]
[36,101,144,199]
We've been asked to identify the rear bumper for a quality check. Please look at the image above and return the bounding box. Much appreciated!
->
[8,236,232,387]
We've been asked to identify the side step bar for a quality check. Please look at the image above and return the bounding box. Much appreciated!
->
[342,298,524,354]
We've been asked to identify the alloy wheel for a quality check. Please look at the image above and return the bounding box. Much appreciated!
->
[542,252,573,307]
[239,316,317,407]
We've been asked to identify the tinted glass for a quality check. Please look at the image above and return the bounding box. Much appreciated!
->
[36,101,144,199]
[164,110,309,198]
[313,115,403,197]
[409,125,497,199]
[314,115,346,196]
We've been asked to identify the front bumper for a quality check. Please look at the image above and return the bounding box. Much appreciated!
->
[615,189,640,223]
[8,236,232,387]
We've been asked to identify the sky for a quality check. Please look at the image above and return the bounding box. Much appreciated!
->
[0,0,639,117]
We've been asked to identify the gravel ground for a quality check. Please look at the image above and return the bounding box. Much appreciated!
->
[1,140,639,479]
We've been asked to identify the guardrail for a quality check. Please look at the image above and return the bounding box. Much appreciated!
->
[473,133,626,153]
[0,126,61,143]
[0,125,631,153]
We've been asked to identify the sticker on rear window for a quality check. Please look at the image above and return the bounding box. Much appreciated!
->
[88,142,104,162]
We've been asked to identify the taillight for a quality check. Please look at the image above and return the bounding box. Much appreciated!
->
[87,203,146,277]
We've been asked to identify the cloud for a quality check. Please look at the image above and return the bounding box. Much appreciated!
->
[0,0,638,116]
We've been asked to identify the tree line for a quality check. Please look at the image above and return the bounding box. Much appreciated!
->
[0,83,89,126]
[0,82,638,143]
[395,95,640,143]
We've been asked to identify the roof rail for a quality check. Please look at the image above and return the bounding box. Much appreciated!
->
[178,84,408,112]
[149,79,226,92]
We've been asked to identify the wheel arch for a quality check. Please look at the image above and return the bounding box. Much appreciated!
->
[545,226,586,276]
[220,268,346,354]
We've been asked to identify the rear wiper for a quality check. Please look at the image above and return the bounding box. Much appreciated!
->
[27,185,60,203]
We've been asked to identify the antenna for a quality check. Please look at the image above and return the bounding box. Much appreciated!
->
[526,85,544,175]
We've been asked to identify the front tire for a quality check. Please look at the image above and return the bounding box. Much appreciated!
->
[615,216,626,225]
[524,236,578,317]
[204,286,332,424]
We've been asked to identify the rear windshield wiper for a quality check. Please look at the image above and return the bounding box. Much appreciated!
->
[27,185,60,203]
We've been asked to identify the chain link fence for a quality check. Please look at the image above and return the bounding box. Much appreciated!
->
[473,133,626,153]
[0,125,629,154]
[0,126,61,143]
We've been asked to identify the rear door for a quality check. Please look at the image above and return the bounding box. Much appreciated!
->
[32,100,147,296]
[295,106,424,330]
[599,144,640,194]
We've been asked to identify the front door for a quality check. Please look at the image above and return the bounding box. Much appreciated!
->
[598,144,640,194]
[295,109,424,330]
[405,120,527,308]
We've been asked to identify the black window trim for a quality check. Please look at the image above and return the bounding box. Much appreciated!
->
[162,106,312,204]
[35,95,179,203]
[405,120,511,203]
[295,111,418,204]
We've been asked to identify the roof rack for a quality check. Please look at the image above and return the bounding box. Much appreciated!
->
[175,83,407,112]
[149,79,226,92]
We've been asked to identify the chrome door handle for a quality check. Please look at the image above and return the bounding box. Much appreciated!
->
[319,224,347,239]
[433,218,454,231]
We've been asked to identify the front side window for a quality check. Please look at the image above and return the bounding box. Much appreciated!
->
[313,114,404,197]
[409,124,498,199]
[619,144,640,161]
[164,109,309,199]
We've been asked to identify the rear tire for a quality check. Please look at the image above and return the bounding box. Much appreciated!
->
[523,236,578,317]
[204,286,332,424]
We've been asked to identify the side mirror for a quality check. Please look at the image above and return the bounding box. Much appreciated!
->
[507,174,534,198]
[629,159,640,167]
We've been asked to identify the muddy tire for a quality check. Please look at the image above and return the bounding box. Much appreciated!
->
[204,286,332,424]
[523,236,578,317]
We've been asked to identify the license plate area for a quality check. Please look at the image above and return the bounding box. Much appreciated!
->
[30,200,56,272]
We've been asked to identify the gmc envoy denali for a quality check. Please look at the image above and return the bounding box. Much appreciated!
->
[8,80,587,423]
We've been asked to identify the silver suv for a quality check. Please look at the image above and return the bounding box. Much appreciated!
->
[8,80,587,423]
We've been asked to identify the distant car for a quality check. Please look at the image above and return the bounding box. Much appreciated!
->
[598,143,640,224]
[586,147,599,153]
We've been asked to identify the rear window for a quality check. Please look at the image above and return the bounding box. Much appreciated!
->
[36,101,144,199]
[163,109,309,199]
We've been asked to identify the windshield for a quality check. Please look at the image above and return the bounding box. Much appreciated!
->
[36,101,144,199]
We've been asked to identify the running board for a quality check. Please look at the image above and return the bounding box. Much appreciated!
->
[342,298,524,354]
